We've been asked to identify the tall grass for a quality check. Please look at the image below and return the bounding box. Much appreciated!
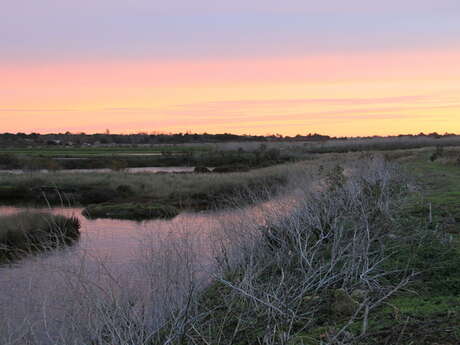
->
[0,212,80,263]
[207,135,460,154]
[0,161,296,194]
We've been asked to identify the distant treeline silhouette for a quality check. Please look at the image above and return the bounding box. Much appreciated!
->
[0,131,456,147]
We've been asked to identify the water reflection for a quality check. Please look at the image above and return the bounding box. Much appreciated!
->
[0,193,300,343]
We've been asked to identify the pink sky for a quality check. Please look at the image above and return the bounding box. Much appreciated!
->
[2,1,460,135]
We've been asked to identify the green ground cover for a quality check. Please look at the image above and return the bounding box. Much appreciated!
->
[340,152,460,344]
[0,145,208,157]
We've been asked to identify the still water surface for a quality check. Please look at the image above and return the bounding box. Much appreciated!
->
[0,195,296,342]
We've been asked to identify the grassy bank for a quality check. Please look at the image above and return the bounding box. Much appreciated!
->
[0,212,80,264]
[0,144,293,171]
[0,160,322,220]
[358,149,460,344]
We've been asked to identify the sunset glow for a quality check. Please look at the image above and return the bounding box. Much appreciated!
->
[2,1,460,135]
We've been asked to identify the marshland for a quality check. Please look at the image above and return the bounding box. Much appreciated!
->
[1,136,460,344]
[5,0,460,342]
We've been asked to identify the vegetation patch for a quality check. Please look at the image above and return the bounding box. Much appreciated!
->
[0,212,80,264]
[141,157,419,345]
[212,164,250,173]
[82,202,179,220]
[0,162,294,216]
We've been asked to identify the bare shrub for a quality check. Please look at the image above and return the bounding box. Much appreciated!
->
[162,156,417,345]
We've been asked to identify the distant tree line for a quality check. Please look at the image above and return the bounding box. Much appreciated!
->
[0,132,332,147]
[0,131,456,147]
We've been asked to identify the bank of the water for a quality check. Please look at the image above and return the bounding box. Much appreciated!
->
[0,162,296,220]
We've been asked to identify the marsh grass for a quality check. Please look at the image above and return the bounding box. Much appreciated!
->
[194,136,460,160]
[0,211,80,263]
[82,202,179,220]
[0,160,314,211]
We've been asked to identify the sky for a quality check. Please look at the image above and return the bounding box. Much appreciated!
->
[1,0,460,136]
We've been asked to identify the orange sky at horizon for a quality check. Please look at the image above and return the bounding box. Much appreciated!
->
[2,50,460,136]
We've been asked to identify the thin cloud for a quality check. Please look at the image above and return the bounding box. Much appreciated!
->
[176,95,431,109]
[0,108,76,112]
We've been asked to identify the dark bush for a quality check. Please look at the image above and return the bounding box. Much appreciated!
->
[82,203,179,220]
[0,186,31,201]
[0,154,21,169]
[213,165,250,173]
[116,184,134,197]
[194,166,211,173]
[79,188,119,204]
[430,145,444,161]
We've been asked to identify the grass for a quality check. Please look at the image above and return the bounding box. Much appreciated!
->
[82,202,179,220]
[0,159,323,219]
[329,149,460,344]
[4,137,460,171]
[0,151,291,172]
[0,145,209,157]
[401,149,460,235]
[0,211,81,264]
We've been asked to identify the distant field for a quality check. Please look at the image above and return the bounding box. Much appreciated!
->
[4,136,460,158]
[0,145,210,157]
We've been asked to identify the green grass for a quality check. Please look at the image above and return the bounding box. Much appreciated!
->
[342,151,460,344]
[0,145,209,157]
[403,151,460,234]
[0,144,295,171]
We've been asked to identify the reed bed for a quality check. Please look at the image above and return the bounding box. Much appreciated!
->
[0,211,80,263]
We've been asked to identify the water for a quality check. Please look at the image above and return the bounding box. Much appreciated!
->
[0,166,198,175]
[0,205,220,284]
[0,206,220,342]
[0,197,297,343]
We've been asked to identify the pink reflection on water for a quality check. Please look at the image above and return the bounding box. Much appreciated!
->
[0,192,302,342]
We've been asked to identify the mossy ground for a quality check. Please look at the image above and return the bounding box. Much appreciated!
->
[342,152,460,344]
[305,152,460,344]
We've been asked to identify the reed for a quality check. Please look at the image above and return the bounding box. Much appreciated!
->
[0,211,80,263]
